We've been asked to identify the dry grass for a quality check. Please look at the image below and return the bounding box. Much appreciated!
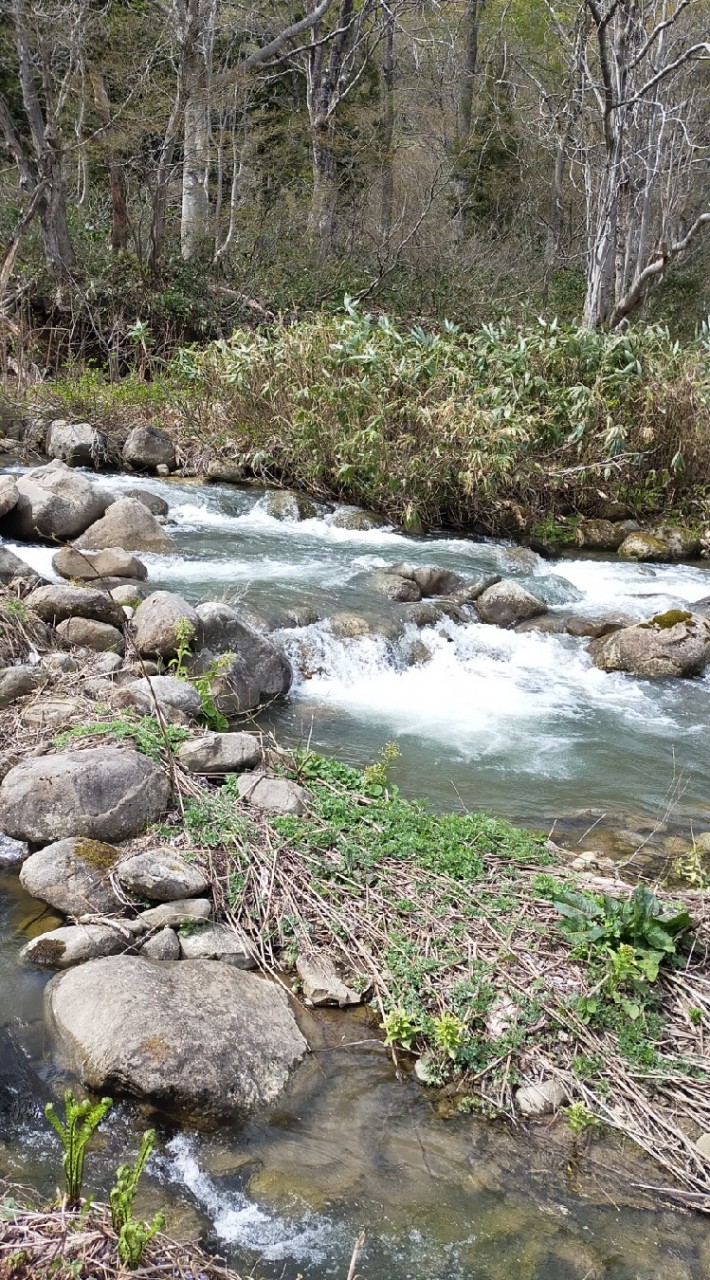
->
[0,1191,242,1280]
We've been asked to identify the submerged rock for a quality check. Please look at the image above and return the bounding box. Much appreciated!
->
[123,425,176,472]
[263,489,317,521]
[46,956,308,1117]
[75,497,176,554]
[588,610,710,678]
[476,579,547,628]
[331,507,384,531]
[0,748,171,843]
[367,571,421,603]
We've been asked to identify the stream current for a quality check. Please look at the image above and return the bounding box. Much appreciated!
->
[2,468,710,1277]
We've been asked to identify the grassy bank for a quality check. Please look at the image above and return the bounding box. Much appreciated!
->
[6,306,710,539]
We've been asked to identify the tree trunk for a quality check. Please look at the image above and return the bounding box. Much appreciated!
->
[308,120,339,248]
[451,0,483,243]
[88,66,129,252]
[181,0,214,261]
[379,1,395,243]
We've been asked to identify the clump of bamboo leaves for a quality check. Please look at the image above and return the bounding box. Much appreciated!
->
[44,1091,113,1209]
[110,1128,164,1268]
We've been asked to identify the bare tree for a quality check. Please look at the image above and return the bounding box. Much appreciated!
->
[0,0,80,283]
[543,0,710,327]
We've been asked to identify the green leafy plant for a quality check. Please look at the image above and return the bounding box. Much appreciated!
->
[54,713,189,762]
[563,1101,600,1136]
[382,1008,420,1052]
[45,1091,113,1209]
[110,1129,164,1268]
[168,617,196,680]
[431,1011,465,1060]
[362,741,401,794]
[673,843,709,890]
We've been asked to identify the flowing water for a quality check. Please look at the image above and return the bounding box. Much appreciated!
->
[2,467,710,1276]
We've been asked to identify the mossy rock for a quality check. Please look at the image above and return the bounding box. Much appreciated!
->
[642,610,693,630]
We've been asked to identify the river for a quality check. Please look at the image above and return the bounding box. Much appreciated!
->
[2,467,710,1277]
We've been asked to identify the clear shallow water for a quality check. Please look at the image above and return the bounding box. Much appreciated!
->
[6,467,709,827]
[3,471,710,1275]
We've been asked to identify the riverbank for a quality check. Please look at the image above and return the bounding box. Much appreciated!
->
[4,309,710,540]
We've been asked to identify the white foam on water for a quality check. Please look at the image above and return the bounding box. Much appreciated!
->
[282,619,681,771]
[555,557,710,618]
[0,542,59,581]
[161,1134,346,1264]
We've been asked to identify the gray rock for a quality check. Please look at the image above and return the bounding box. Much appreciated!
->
[367,571,421,603]
[331,508,383,531]
[52,547,147,582]
[0,546,36,582]
[179,923,255,968]
[110,582,151,606]
[156,464,170,477]
[133,591,199,659]
[25,585,125,628]
[115,488,169,517]
[118,849,208,902]
[0,833,29,869]
[93,652,124,675]
[23,924,127,968]
[141,927,181,959]
[194,603,292,712]
[56,618,125,653]
[0,476,18,518]
[450,574,501,603]
[296,952,360,1007]
[40,653,79,674]
[0,752,20,783]
[22,697,86,730]
[503,546,542,573]
[75,498,176,554]
[206,461,244,484]
[125,675,201,719]
[19,837,121,916]
[476,579,547,628]
[588,610,710,678]
[46,955,308,1117]
[236,772,307,816]
[177,732,261,774]
[575,519,627,551]
[46,420,108,468]
[0,665,44,709]
[329,611,373,638]
[139,898,212,928]
[618,526,700,563]
[389,564,465,598]
[4,460,107,541]
[263,490,317,521]
[564,614,631,639]
[0,748,172,844]
[123,426,176,472]
[516,1079,567,1116]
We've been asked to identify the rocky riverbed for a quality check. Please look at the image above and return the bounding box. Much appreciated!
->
[1,439,710,1277]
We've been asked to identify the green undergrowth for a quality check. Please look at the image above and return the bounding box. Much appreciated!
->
[53,714,189,762]
[178,303,710,533]
[156,750,708,1153]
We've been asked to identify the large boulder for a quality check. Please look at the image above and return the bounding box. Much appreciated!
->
[132,591,199,659]
[331,507,383,531]
[618,526,701,562]
[0,546,36,582]
[123,426,176,473]
[113,488,169,517]
[0,748,171,843]
[75,498,176,554]
[177,732,261,774]
[206,460,244,485]
[3,461,107,541]
[25,585,125,629]
[56,618,125,653]
[367,571,421,603]
[194,603,292,711]
[388,563,465,598]
[117,849,208,902]
[476,579,547,628]
[52,547,147,582]
[46,420,108,468]
[20,838,121,917]
[0,476,18,518]
[45,956,308,1118]
[588,610,710,678]
[575,519,628,551]
[236,772,307,816]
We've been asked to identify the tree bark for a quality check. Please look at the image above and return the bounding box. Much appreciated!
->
[181,0,215,260]
[88,66,129,252]
[380,1,395,243]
